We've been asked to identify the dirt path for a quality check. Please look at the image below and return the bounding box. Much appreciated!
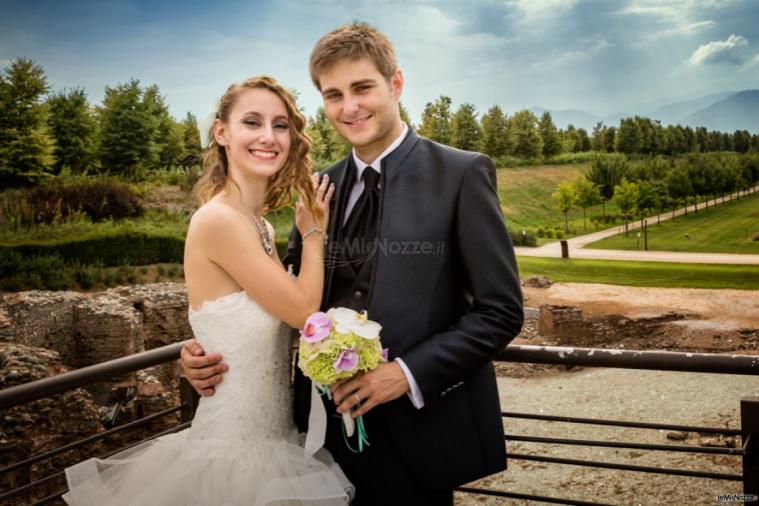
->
[522,283,759,329]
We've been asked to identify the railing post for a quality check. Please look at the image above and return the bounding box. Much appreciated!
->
[179,377,199,424]
[741,396,759,499]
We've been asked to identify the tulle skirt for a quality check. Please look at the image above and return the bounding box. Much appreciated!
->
[62,429,354,505]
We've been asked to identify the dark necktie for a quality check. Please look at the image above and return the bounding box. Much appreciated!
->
[343,168,380,269]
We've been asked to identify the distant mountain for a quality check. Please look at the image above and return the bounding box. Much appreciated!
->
[527,89,759,133]
[646,91,736,126]
[680,90,759,133]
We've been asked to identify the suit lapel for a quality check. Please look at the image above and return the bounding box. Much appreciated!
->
[323,157,355,306]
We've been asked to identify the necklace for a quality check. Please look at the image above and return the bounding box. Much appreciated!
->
[251,214,273,256]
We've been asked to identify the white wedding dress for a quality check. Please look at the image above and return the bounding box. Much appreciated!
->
[63,290,353,505]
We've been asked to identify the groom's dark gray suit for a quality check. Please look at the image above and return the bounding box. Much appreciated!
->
[284,127,523,499]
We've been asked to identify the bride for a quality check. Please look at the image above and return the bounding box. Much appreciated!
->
[63,76,353,505]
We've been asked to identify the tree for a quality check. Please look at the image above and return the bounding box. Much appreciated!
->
[552,181,576,234]
[613,178,639,236]
[509,109,542,159]
[635,179,658,227]
[538,112,561,158]
[418,95,452,144]
[577,128,591,152]
[98,79,155,176]
[733,130,751,153]
[573,176,601,230]
[0,58,52,186]
[615,118,642,154]
[181,112,202,166]
[480,105,510,158]
[591,122,606,151]
[306,107,350,163]
[46,87,97,173]
[399,102,413,129]
[603,126,617,153]
[586,153,627,216]
[143,84,183,168]
[450,103,482,151]
[563,124,582,153]
[665,165,693,219]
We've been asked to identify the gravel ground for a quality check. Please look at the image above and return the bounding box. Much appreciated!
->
[454,282,759,505]
[455,368,759,506]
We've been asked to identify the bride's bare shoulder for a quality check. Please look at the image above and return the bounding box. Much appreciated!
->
[187,200,244,239]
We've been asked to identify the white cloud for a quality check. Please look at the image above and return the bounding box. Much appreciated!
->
[688,34,749,65]
[622,0,737,20]
[620,0,731,42]
[742,53,759,70]
[645,20,715,40]
[509,0,581,21]
[533,38,612,68]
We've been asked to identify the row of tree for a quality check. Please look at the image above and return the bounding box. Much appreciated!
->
[407,95,759,160]
[0,58,202,186]
[552,152,759,234]
[4,57,759,187]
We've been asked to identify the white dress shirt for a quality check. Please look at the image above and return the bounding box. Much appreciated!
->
[342,123,425,409]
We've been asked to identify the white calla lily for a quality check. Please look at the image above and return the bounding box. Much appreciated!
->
[328,307,382,339]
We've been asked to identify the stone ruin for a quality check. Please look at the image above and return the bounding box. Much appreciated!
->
[0,283,191,398]
[537,304,694,347]
[0,283,192,503]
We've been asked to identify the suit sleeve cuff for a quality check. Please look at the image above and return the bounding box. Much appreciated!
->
[395,358,425,409]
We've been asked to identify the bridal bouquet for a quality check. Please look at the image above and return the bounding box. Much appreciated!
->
[298,307,386,452]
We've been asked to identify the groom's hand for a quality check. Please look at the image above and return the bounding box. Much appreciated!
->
[331,362,409,418]
[180,339,228,396]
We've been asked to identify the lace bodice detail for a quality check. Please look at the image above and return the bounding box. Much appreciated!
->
[187,291,296,456]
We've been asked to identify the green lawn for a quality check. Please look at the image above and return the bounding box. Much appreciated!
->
[585,192,759,254]
[497,164,622,234]
[517,256,759,290]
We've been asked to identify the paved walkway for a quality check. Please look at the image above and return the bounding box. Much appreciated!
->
[514,188,759,265]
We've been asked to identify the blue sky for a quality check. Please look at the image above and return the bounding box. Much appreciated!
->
[2,0,758,122]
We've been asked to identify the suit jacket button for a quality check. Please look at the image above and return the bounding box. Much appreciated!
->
[353,290,363,299]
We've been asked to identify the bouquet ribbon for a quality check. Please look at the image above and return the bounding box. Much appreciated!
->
[304,382,327,456]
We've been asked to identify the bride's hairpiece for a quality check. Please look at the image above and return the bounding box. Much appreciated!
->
[198,100,220,149]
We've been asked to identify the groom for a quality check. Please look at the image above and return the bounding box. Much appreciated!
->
[182,22,523,504]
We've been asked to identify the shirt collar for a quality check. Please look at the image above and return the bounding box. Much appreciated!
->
[351,122,408,181]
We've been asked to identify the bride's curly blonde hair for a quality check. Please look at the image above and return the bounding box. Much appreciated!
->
[195,76,321,221]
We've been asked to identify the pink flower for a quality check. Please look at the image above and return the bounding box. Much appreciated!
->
[380,348,389,362]
[334,349,359,372]
[300,312,332,343]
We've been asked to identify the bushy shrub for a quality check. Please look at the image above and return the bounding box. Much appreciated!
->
[1,230,184,267]
[546,151,599,165]
[0,250,76,291]
[23,178,143,223]
[509,228,537,247]
[590,213,617,226]
[493,155,539,168]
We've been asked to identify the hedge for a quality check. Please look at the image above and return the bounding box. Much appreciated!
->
[1,231,184,267]
[1,232,291,268]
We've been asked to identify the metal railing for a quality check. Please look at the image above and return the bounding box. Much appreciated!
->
[455,345,759,505]
[1,342,757,505]
[0,342,194,506]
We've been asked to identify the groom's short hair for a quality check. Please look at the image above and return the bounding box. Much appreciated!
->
[309,22,397,91]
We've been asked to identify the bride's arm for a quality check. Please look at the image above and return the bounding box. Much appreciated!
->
[190,181,332,329]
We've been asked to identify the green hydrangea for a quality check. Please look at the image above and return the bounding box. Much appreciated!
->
[298,330,384,386]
